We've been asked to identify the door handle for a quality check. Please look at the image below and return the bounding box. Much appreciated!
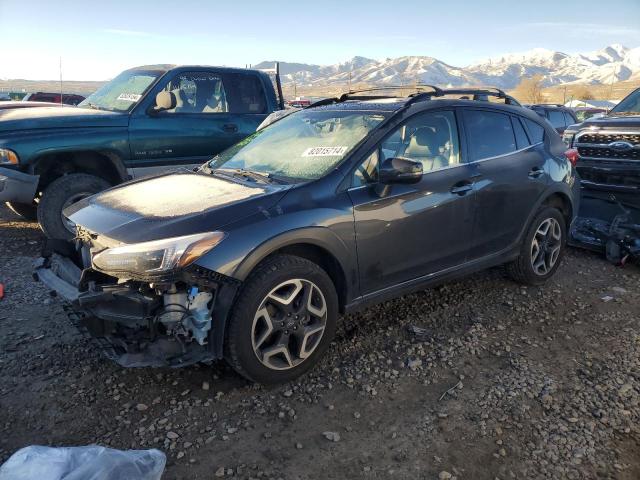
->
[450,182,473,195]
[223,123,238,133]
[528,167,545,179]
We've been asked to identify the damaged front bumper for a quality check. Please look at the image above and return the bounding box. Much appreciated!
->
[576,161,640,195]
[34,241,239,368]
[0,166,39,203]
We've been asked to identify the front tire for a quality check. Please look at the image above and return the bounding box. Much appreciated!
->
[5,201,38,221]
[506,206,566,286]
[225,254,338,384]
[37,173,110,239]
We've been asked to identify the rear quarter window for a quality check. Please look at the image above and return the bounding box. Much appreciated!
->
[511,116,531,150]
[523,118,546,144]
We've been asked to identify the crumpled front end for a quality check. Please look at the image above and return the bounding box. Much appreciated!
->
[34,233,239,368]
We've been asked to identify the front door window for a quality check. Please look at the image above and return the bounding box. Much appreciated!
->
[157,72,228,114]
[353,110,460,187]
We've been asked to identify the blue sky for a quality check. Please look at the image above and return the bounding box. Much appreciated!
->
[1,0,639,80]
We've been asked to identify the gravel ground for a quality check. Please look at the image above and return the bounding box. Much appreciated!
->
[1,205,639,480]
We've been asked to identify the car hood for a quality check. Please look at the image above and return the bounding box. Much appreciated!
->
[64,171,291,244]
[0,106,128,132]
[578,115,640,129]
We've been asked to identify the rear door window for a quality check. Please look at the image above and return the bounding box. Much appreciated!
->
[511,116,531,150]
[523,118,546,144]
[548,110,565,128]
[463,110,516,162]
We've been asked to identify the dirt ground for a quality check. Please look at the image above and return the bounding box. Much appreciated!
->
[0,205,638,480]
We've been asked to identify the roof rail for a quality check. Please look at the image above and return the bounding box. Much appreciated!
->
[337,85,444,101]
[304,85,521,110]
[533,103,565,107]
[406,87,521,106]
[303,85,444,109]
[306,97,340,108]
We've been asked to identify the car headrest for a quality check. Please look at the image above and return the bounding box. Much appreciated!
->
[156,91,176,110]
[404,127,438,157]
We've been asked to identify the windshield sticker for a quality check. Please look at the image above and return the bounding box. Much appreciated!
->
[302,146,348,157]
[117,93,142,102]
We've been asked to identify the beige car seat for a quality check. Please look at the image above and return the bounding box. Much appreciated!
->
[400,127,448,171]
[171,88,190,112]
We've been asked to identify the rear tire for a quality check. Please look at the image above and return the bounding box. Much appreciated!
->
[506,206,566,286]
[225,254,338,384]
[5,201,38,221]
[37,173,110,239]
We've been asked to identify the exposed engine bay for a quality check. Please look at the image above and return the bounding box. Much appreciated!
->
[34,233,239,368]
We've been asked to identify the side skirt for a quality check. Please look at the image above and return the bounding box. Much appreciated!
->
[343,246,520,315]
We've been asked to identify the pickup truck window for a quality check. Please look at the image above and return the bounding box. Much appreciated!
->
[158,72,228,114]
[224,73,267,114]
[79,70,161,112]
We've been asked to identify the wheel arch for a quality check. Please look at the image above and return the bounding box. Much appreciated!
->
[32,150,128,191]
[232,228,354,312]
[541,191,573,229]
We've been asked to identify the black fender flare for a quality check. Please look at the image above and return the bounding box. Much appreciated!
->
[30,149,129,184]
[232,226,354,288]
[519,185,576,243]
[207,226,355,360]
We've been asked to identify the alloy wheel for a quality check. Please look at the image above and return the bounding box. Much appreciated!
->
[251,278,328,371]
[530,217,562,276]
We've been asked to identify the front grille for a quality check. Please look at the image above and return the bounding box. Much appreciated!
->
[577,132,640,145]
[575,131,640,162]
[577,146,640,161]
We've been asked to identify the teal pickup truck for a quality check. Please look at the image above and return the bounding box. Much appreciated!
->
[0,64,283,238]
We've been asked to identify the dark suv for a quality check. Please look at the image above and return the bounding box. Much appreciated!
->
[22,92,86,105]
[36,87,580,384]
[528,104,578,134]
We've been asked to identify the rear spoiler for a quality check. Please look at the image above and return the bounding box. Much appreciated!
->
[257,62,285,110]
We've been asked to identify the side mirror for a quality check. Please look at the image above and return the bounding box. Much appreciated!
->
[149,91,176,115]
[378,157,423,185]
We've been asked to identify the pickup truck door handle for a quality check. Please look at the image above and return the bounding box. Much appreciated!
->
[223,123,238,133]
[528,167,545,179]
[450,181,474,195]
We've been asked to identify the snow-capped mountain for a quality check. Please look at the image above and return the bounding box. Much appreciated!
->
[256,44,640,89]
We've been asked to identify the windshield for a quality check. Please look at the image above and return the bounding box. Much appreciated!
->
[209,109,388,181]
[78,69,162,112]
[610,89,640,116]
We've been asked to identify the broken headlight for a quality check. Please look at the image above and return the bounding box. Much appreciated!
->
[92,232,225,275]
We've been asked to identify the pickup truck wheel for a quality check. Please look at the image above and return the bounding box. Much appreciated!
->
[506,206,566,286]
[5,201,38,221]
[37,173,110,239]
[225,254,338,384]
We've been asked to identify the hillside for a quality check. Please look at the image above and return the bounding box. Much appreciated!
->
[261,44,640,94]
[2,44,639,102]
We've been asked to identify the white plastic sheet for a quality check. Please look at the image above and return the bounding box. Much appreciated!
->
[0,445,166,480]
